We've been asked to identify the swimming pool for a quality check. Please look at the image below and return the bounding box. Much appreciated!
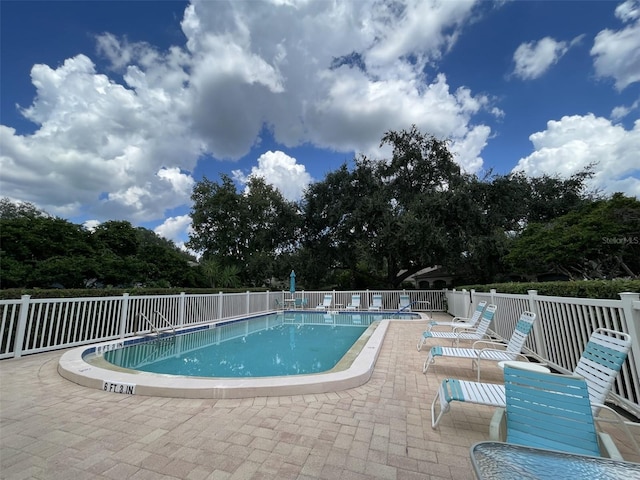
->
[104,312,378,377]
[58,310,423,398]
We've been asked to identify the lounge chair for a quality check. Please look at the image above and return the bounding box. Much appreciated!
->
[315,294,332,310]
[425,301,487,332]
[417,304,496,351]
[423,310,536,380]
[498,364,622,459]
[346,294,361,310]
[368,294,383,311]
[398,294,411,311]
[430,328,635,452]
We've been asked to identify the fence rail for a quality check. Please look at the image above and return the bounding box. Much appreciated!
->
[0,289,442,359]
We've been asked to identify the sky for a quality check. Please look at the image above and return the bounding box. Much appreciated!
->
[1,0,639,251]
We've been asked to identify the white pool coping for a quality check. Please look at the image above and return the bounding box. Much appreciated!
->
[58,317,420,398]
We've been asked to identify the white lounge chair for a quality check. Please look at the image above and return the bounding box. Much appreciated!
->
[398,294,411,311]
[425,301,487,332]
[430,328,635,455]
[417,304,496,351]
[368,294,383,311]
[423,310,536,380]
[346,294,360,310]
[315,294,332,310]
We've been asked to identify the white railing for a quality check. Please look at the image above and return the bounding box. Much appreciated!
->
[446,288,640,417]
[0,289,441,360]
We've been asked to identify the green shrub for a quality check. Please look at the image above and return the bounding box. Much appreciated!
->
[457,279,640,299]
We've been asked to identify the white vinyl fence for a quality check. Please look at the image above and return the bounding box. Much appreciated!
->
[0,289,442,360]
[446,288,640,417]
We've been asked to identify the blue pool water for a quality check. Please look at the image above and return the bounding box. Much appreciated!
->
[103,311,417,378]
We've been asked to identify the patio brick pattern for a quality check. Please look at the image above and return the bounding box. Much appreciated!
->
[2,315,639,479]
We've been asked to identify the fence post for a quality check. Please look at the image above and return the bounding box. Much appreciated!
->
[620,292,640,381]
[178,292,186,327]
[246,291,251,314]
[13,295,31,358]
[118,293,129,339]
[527,289,547,359]
[218,292,224,320]
[462,289,470,318]
[266,291,270,311]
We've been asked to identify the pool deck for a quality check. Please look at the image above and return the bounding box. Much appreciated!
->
[2,314,639,479]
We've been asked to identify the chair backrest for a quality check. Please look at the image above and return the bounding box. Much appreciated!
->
[574,328,631,413]
[399,294,410,308]
[351,294,360,306]
[371,294,382,307]
[322,294,332,306]
[467,301,488,326]
[504,365,601,456]
[294,298,303,307]
[505,311,537,354]
[471,304,497,335]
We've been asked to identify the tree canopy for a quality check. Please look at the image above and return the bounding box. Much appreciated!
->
[0,200,201,289]
[187,126,617,289]
[3,127,633,291]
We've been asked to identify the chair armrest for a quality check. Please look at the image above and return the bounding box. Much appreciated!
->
[452,325,481,334]
[476,348,528,362]
[593,402,640,457]
[471,339,506,349]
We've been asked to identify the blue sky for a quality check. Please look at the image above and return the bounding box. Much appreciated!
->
[1,0,639,250]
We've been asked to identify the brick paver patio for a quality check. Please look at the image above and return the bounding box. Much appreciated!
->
[2,316,639,479]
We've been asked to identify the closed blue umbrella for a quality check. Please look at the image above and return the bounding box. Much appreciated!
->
[290,270,296,294]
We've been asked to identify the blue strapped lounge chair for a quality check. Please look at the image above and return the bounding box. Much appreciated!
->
[346,294,361,310]
[417,303,496,351]
[430,329,636,457]
[499,364,622,459]
[368,294,382,311]
[423,310,536,380]
[315,294,332,310]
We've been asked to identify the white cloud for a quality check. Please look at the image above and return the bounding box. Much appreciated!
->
[154,214,193,250]
[1,0,498,229]
[181,0,492,170]
[513,114,640,198]
[232,150,312,201]
[83,219,101,232]
[611,98,639,122]
[591,0,640,90]
[0,47,203,222]
[512,36,573,80]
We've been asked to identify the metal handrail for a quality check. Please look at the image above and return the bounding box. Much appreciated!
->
[136,312,176,338]
[153,311,176,338]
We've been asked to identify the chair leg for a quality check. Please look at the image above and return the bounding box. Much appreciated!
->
[423,351,434,374]
[431,382,450,428]
[417,336,424,351]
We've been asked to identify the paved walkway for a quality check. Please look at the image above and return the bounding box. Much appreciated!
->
[2,317,639,479]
